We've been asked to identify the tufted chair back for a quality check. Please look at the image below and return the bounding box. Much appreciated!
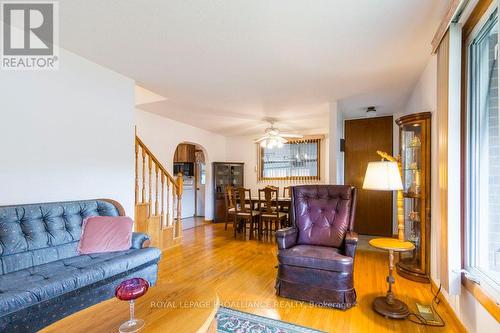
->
[291,185,357,248]
[0,199,122,275]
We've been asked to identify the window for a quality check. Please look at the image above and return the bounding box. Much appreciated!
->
[258,138,321,180]
[466,8,500,295]
[200,163,206,185]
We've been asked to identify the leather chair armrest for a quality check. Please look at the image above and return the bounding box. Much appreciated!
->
[276,227,298,250]
[131,232,151,249]
[344,231,358,258]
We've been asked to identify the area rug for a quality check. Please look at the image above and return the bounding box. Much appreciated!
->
[216,307,326,333]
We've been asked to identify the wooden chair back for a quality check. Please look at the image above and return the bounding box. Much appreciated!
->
[234,187,252,214]
[258,187,279,216]
[224,186,236,210]
[283,186,292,198]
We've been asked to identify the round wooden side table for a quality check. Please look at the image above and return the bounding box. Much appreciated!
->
[369,238,415,319]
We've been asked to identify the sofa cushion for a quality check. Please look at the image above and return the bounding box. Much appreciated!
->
[278,245,353,273]
[78,216,133,254]
[0,247,161,316]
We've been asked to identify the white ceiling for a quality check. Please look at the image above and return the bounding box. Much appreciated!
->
[59,0,447,136]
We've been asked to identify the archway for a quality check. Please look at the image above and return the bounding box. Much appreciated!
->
[172,142,210,230]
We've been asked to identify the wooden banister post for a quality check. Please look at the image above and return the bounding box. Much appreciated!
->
[176,173,183,238]
[141,149,146,203]
[155,164,159,216]
[148,155,153,216]
[135,141,139,205]
[161,172,165,227]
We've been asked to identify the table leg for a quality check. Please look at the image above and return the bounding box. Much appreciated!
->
[372,249,410,319]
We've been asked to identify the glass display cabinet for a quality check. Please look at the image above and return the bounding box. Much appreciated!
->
[396,112,431,283]
[212,162,244,222]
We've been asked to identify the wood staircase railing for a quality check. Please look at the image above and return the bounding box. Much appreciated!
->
[135,136,183,249]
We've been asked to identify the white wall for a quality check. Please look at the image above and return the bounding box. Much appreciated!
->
[135,110,227,220]
[0,48,135,215]
[403,56,499,332]
[328,101,344,184]
[225,129,329,194]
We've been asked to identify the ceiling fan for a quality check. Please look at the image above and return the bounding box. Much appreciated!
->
[254,120,303,149]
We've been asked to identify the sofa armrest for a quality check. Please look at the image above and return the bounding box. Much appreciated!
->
[344,231,358,258]
[131,232,151,249]
[276,227,298,250]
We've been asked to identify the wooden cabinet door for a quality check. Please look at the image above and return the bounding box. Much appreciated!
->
[344,116,393,236]
[187,145,196,162]
[174,144,196,162]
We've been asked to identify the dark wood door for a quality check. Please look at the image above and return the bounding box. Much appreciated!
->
[344,116,393,236]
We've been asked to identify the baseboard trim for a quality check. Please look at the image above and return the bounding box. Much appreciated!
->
[430,279,467,333]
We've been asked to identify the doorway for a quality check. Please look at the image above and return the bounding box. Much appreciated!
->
[173,143,207,230]
[344,116,394,236]
[194,149,206,218]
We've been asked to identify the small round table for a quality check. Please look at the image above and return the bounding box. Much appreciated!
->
[369,238,415,319]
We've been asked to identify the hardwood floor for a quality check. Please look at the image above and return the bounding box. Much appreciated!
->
[159,221,463,332]
[181,216,210,230]
[44,220,464,332]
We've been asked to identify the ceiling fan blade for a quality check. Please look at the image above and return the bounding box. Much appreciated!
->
[254,135,268,143]
[281,133,303,138]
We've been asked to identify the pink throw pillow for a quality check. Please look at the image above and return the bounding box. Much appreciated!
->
[78,216,133,254]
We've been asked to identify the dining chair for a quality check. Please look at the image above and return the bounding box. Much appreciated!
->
[224,186,236,230]
[258,187,287,240]
[261,185,278,210]
[280,186,292,224]
[283,186,291,198]
[233,188,260,239]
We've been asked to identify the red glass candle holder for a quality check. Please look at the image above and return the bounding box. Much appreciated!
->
[115,278,149,333]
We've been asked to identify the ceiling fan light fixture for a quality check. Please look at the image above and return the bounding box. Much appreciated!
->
[366,106,377,118]
[254,120,303,149]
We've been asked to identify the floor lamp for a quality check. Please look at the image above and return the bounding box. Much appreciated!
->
[363,155,415,319]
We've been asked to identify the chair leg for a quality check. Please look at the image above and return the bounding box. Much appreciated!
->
[258,216,262,241]
[233,215,237,238]
[249,217,254,240]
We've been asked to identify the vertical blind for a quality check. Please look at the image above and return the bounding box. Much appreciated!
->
[258,138,321,180]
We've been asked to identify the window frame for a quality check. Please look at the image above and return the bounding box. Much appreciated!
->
[462,0,500,319]
[257,137,322,181]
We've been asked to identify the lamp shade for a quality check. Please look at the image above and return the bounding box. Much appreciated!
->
[362,161,403,191]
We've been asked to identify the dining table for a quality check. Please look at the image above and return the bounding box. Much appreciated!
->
[247,196,291,211]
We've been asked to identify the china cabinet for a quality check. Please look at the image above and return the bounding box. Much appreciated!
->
[212,162,244,222]
[395,112,431,283]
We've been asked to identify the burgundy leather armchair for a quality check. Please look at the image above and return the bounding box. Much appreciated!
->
[275,185,358,310]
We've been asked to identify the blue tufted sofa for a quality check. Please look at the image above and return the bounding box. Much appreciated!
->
[0,199,161,332]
